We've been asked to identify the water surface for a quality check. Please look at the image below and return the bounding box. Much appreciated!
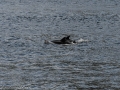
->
[0,0,120,90]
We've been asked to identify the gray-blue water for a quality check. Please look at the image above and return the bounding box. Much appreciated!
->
[0,0,120,90]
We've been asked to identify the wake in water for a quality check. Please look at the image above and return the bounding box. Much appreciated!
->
[76,38,89,43]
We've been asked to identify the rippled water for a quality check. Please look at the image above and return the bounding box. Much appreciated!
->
[0,0,120,90]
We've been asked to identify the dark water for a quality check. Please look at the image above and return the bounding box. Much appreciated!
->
[0,0,120,90]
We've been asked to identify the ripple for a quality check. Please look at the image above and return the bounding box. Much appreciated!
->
[0,0,120,89]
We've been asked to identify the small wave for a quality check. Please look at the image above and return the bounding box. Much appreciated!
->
[76,38,89,43]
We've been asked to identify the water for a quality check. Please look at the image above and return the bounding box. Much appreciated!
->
[0,0,120,90]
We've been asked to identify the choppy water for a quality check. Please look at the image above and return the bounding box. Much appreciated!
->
[0,0,120,90]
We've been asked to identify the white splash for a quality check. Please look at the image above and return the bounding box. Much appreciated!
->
[76,38,89,43]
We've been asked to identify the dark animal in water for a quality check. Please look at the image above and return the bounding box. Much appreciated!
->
[51,35,76,44]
